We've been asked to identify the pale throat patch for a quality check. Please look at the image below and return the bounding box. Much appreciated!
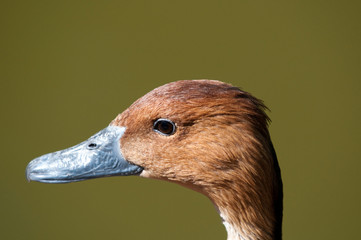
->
[219,210,254,240]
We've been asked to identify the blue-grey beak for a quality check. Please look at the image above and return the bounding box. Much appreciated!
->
[26,126,143,183]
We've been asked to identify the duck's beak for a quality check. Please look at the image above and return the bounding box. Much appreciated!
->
[26,126,143,183]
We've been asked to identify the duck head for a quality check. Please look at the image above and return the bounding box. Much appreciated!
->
[26,80,283,240]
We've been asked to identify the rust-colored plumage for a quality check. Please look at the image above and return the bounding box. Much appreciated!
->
[111,80,283,240]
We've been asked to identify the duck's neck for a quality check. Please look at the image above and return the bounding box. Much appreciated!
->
[220,212,248,240]
[207,161,282,240]
[205,138,283,240]
[210,187,281,240]
[219,207,264,240]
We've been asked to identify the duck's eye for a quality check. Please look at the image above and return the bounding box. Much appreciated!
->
[153,119,176,136]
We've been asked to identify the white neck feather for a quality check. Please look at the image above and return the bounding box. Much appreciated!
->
[220,211,256,240]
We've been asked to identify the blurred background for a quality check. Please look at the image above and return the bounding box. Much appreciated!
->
[1,1,360,239]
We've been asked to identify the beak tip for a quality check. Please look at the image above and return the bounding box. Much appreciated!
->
[25,160,38,182]
[25,167,32,182]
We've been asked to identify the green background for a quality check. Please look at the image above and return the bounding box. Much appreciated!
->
[1,1,360,239]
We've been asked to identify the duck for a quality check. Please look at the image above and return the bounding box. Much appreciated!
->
[26,79,283,240]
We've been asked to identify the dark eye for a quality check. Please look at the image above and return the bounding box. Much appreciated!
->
[153,119,176,136]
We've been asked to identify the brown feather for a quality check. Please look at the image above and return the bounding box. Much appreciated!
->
[111,80,283,240]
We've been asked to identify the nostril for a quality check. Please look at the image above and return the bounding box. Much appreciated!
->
[87,143,98,149]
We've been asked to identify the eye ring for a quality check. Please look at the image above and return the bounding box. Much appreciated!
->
[153,119,176,136]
